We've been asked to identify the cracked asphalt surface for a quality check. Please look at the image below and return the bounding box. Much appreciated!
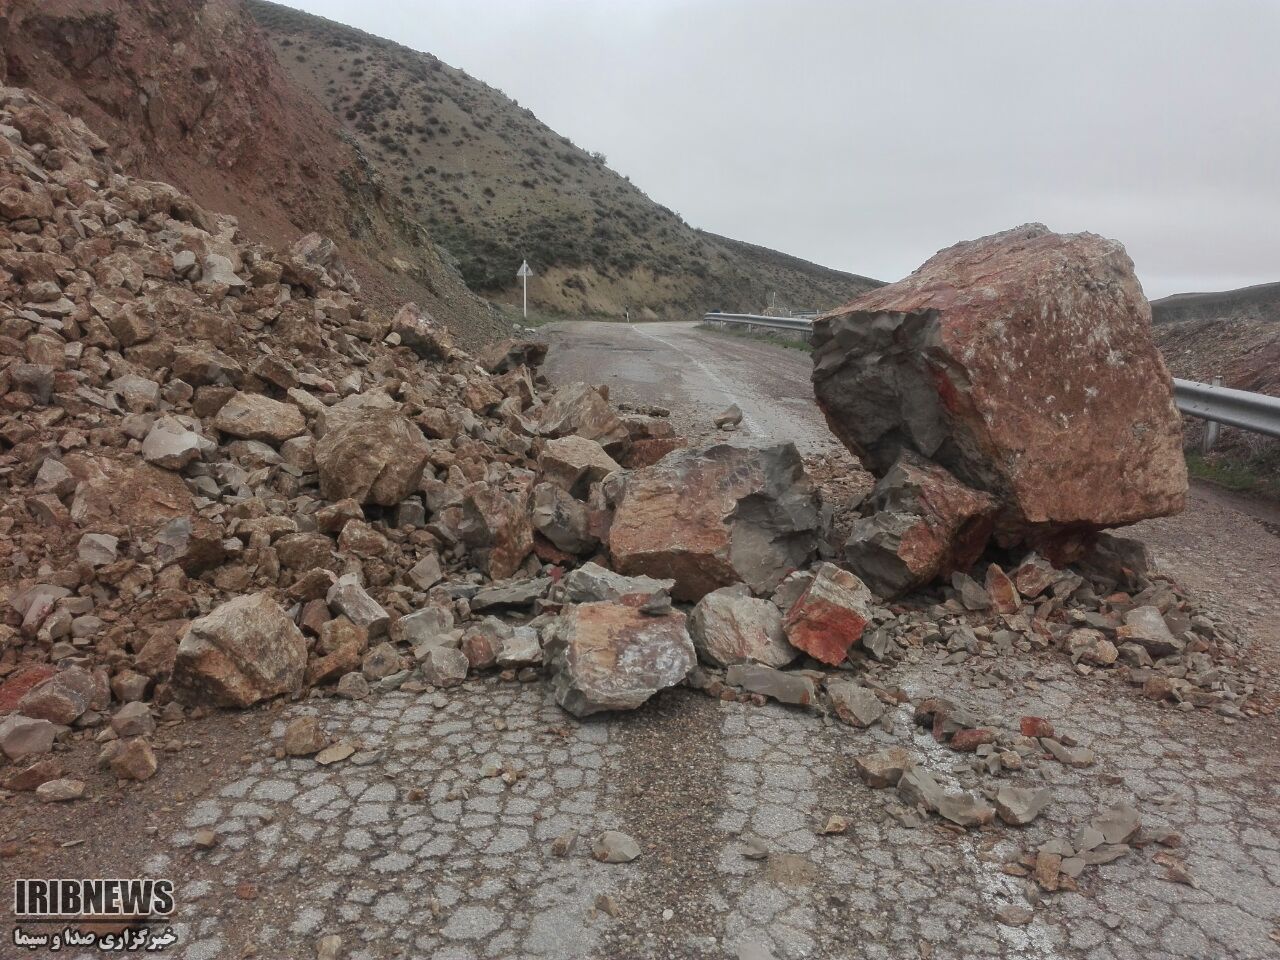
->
[7,319,1280,960]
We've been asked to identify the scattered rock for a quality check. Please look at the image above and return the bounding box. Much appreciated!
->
[591,831,641,863]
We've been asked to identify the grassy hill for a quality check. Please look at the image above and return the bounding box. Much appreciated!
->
[248,0,881,319]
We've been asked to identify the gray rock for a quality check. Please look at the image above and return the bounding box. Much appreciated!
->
[609,443,822,601]
[897,768,946,812]
[935,791,995,828]
[0,715,57,761]
[854,747,916,788]
[36,778,85,802]
[995,785,1052,826]
[283,716,328,756]
[141,416,208,469]
[689,585,795,669]
[172,593,307,708]
[327,574,389,638]
[77,532,119,567]
[392,606,455,646]
[110,702,155,739]
[362,642,402,681]
[336,672,370,700]
[421,646,469,688]
[1121,606,1184,657]
[543,602,694,717]
[725,663,815,707]
[471,578,550,611]
[531,482,597,555]
[1090,803,1141,845]
[827,679,884,728]
[407,552,443,591]
[559,562,673,605]
[496,626,542,668]
[591,830,641,863]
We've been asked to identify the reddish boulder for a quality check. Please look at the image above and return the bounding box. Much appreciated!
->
[782,563,874,666]
[609,443,822,602]
[813,224,1187,553]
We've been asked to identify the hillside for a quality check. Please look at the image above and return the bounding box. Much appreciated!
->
[0,0,505,346]
[247,0,881,319]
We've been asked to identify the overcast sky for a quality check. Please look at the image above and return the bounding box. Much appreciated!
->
[286,0,1277,298]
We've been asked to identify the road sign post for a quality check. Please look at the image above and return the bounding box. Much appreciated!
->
[516,260,532,320]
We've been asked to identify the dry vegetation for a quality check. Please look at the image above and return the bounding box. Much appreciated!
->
[248,0,881,319]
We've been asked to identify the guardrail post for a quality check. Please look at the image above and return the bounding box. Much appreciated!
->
[1201,375,1223,453]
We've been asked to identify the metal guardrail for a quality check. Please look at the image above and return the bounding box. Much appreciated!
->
[702,313,815,332]
[1173,378,1280,441]
[704,313,1280,445]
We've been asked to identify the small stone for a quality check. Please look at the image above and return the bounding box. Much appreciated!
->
[819,814,848,835]
[316,934,342,960]
[336,672,370,700]
[193,829,219,850]
[725,663,815,707]
[997,906,1034,927]
[0,715,57,761]
[592,830,641,863]
[283,716,328,756]
[550,830,577,857]
[714,403,743,428]
[827,679,884,727]
[316,741,356,765]
[361,642,402,681]
[110,702,155,738]
[36,778,86,802]
[422,646,469,688]
[995,786,1052,826]
[109,738,158,781]
[854,747,916,788]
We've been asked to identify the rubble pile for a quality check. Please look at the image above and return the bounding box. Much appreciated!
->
[0,79,1252,887]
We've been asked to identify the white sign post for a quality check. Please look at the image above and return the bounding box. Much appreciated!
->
[516,260,532,320]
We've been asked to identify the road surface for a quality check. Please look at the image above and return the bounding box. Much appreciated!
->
[6,321,1279,960]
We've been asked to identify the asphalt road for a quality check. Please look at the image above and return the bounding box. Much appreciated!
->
[6,320,1279,960]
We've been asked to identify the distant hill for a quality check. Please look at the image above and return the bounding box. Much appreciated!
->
[1150,281,1280,397]
[247,0,881,319]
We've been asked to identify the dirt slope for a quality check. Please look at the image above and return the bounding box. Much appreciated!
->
[247,0,881,320]
[0,0,506,346]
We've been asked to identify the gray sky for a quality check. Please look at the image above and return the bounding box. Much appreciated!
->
[285,0,1278,298]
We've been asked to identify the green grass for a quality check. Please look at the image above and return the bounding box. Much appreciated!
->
[1185,451,1280,499]
[698,322,813,352]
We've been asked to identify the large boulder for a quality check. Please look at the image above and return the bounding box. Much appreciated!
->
[543,601,695,717]
[316,410,429,506]
[479,339,548,374]
[812,224,1187,552]
[844,454,996,597]
[609,443,822,601]
[688,585,796,669]
[172,593,307,708]
[539,436,621,497]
